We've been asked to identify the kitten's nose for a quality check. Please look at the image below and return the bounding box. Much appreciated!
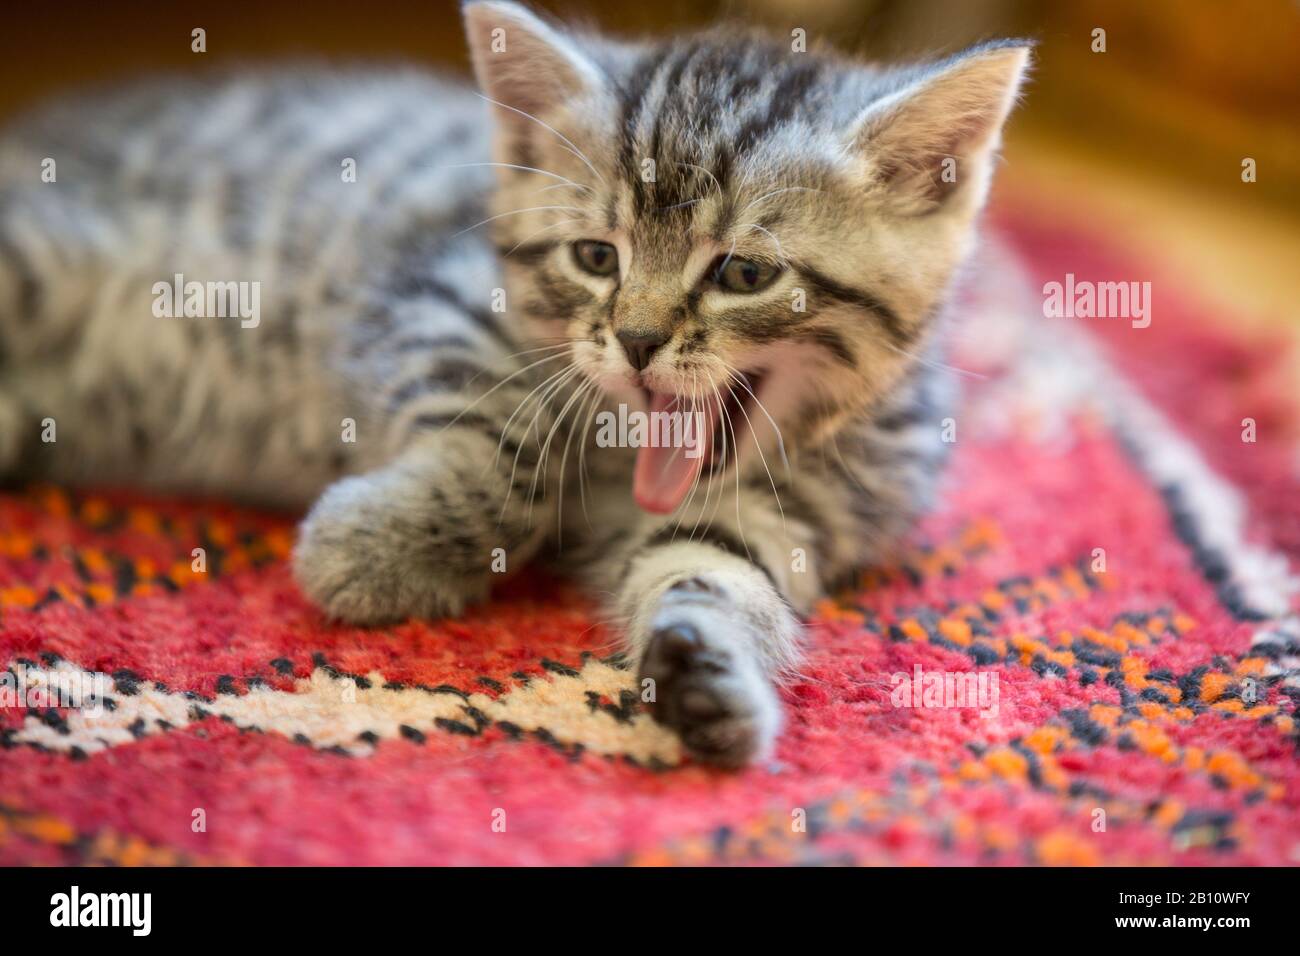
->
[616,329,669,372]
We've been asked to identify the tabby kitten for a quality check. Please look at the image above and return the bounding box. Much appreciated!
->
[0,1,1029,766]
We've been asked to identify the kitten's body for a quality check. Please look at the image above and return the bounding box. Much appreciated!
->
[0,3,1027,766]
[0,68,502,506]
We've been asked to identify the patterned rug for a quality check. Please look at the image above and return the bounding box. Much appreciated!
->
[2,203,1297,866]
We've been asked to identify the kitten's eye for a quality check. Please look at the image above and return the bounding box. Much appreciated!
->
[572,240,619,277]
[713,256,780,293]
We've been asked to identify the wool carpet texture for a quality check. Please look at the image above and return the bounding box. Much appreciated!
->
[1,206,1298,866]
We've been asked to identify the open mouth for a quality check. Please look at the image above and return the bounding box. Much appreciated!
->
[632,370,765,514]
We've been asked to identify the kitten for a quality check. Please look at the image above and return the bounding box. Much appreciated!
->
[0,1,1029,767]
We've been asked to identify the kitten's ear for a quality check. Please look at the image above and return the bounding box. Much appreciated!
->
[462,1,604,121]
[849,42,1032,214]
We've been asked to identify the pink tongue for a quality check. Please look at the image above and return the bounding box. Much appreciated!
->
[632,392,717,514]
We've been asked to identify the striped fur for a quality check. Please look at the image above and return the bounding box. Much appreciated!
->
[0,1,1029,766]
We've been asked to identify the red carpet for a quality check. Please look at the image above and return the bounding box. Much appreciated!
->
[2,209,1297,866]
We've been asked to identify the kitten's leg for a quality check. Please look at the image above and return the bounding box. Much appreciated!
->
[623,540,798,767]
[607,503,822,768]
[293,380,565,626]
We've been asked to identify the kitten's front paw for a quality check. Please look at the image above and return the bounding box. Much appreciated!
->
[292,471,489,626]
[638,618,782,769]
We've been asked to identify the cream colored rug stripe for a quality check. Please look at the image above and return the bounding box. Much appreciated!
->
[3,657,682,765]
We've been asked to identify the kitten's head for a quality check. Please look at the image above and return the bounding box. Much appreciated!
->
[464,1,1030,513]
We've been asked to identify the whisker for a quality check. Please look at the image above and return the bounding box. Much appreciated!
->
[497,362,583,524]
[686,371,724,545]
[736,185,823,221]
[880,340,987,380]
[441,161,593,193]
[670,374,709,541]
[510,362,581,468]
[528,370,589,520]
[530,374,592,525]
[432,346,572,437]
[714,236,739,278]
[498,216,587,261]
[699,379,729,535]
[473,92,608,188]
[714,369,752,560]
[493,361,576,476]
[675,162,722,196]
[738,222,789,267]
[495,340,576,361]
[720,358,791,476]
[692,373,728,538]
[451,204,582,239]
[726,377,786,536]
[533,181,590,195]
[575,385,603,530]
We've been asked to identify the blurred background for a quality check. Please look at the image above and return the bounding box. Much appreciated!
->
[1,0,1297,332]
